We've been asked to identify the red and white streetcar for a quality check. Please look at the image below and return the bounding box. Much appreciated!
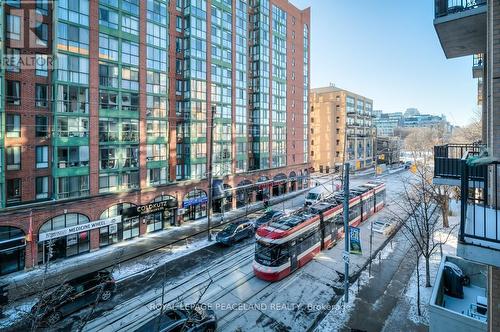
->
[253,181,386,282]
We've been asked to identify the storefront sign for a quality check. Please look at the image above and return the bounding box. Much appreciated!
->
[38,216,122,242]
[182,196,208,208]
[122,200,177,218]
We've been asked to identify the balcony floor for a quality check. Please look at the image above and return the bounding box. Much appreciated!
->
[443,285,486,321]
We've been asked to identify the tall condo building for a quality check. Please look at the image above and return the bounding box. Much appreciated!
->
[0,0,310,276]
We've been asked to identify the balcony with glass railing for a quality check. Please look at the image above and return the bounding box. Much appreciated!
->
[434,0,487,58]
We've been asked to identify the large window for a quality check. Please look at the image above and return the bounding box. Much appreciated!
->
[6,81,20,105]
[100,147,118,170]
[6,179,21,203]
[57,54,89,85]
[36,84,48,107]
[99,62,119,88]
[35,116,48,137]
[35,146,49,168]
[5,48,20,72]
[56,176,89,199]
[122,15,139,35]
[99,118,119,142]
[99,6,119,29]
[36,0,49,15]
[6,147,21,170]
[121,67,139,91]
[146,119,168,138]
[146,144,167,161]
[35,23,48,46]
[58,0,90,26]
[6,114,21,137]
[57,22,90,54]
[7,15,21,40]
[0,226,25,276]
[147,167,168,186]
[121,119,139,142]
[36,176,49,199]
[121,92,139,112]
[57,146,89,168]
[147,71,167,94]
[35,54,48,77]
[56,116,89,137]
[122,40,139,66]
[99,33,118,61]
[57,85,89,113]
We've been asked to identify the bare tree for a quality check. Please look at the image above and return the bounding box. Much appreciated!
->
[390,166,456,287]
[451,109,482,144]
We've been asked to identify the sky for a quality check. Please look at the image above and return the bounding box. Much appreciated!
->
[291,0,478,127]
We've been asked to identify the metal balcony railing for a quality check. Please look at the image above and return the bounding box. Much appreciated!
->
[460,159,500,248]
[435,0,487,18]
[434,143,486,180]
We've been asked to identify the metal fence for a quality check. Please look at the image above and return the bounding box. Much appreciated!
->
[435,0,486,18]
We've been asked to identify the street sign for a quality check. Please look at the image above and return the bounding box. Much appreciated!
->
[342,251,350,264]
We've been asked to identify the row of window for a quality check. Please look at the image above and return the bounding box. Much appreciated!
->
[3,114,167,141]
[5,169,169,203]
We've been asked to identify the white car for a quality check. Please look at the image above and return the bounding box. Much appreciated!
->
[370,219,396,236]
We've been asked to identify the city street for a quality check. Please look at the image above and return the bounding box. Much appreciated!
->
[58,169,406,331]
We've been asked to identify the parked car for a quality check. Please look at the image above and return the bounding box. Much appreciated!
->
[31,271,116,326]
[404,161,412,169]
[252,210,284,230]
[135,304,217,332]
[370,219,396,236]
[216,219,254,245]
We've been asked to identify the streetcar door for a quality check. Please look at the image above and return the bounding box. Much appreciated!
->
[290,240,298,271]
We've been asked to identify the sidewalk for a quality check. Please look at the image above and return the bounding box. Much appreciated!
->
[0,188,309,301]
[315,227,419,332]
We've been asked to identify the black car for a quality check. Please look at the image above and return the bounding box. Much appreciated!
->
[216,219,254,245]
[31,271,116,326]
[135,304,217,332]
[252,210,284,230]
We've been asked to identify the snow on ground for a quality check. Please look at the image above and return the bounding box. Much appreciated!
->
[402,207,459,326]
[315,232,396,332]
[0,297,37,329]
[112,238,212,281]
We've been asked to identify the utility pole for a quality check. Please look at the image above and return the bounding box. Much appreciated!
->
[343,162,350,303]
[207,105,216,241]
[369,220,373,277]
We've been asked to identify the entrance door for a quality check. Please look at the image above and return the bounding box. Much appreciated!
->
[290,241,298,271]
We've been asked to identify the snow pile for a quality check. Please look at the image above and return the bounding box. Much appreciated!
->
[0,298,36,329]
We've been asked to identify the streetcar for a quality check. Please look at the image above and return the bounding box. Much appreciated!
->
[253,181,386,282]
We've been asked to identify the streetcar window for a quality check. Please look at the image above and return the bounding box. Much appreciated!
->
[255,241,289,266]
[306,193,320,200]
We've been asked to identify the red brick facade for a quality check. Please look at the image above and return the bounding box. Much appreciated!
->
[0,0,311,271]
